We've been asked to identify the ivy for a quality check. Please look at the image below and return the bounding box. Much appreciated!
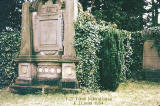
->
[74,4,132,91]
[130,31,145,79]
[0,31,21,85]
[74,8,102,90]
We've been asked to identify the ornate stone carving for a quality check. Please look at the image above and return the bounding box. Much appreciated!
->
[39,0,60,15]
[31,0,63,12]
[37,63,61,80]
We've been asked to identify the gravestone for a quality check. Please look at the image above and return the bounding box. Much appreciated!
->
[15,0,79,89]
[143,40,160,81]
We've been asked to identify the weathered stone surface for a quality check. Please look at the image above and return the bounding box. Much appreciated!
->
[63,0,76,57]
[60,63,78,88]
[18,63,36,79]
[62,63,77,80]
[16,63,36,85]
[143,40,160,70]
[74,0,78,22]
[19,2,32,56]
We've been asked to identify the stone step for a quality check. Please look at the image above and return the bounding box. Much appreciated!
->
[9,85,81,94]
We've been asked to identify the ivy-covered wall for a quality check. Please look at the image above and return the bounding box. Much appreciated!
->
[0,31,21,85]
[74,5,133,91]
[74,8,103,90]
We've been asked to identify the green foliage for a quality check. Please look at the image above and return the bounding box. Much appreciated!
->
[99,28,132,90]
[74,4,132,91]
[74,7,103,90]
[145,0,160,27]
[0,31,21,85]
[130,31,145,79]
[91,0,146,31]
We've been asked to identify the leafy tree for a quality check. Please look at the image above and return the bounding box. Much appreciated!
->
[145,0,160,27]
[92,0,147,31]
[79,0,147,31]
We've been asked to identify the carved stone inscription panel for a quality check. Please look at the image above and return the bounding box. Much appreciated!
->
[32,2,63,55]
[40,19,57,46]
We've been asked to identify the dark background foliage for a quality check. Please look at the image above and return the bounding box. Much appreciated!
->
[0,0,25,32]
[79,0,147,31]
[129,32,145,79]
[0,0,159,32]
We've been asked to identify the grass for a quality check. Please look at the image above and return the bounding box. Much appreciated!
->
[0,80,160,106]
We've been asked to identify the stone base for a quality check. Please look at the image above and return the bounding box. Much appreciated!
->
[9,85,81,94]
[34,79,60,86]
[59,79,79,89]
[15,61,79,89]
[143,69,160,82]
[15,79,32,86]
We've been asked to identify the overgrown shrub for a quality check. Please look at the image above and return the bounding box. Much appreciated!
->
[0,31,21,85]
[99,28,132,90]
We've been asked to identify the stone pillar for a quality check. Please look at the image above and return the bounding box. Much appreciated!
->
[62,63,77,80]
[19,2,32,57]
[15,2,36,85]
[59,0,78,88]
[63,0,76,57]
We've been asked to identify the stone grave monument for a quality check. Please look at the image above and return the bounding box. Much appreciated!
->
[14,0,79,89]
[143,40,160,81]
